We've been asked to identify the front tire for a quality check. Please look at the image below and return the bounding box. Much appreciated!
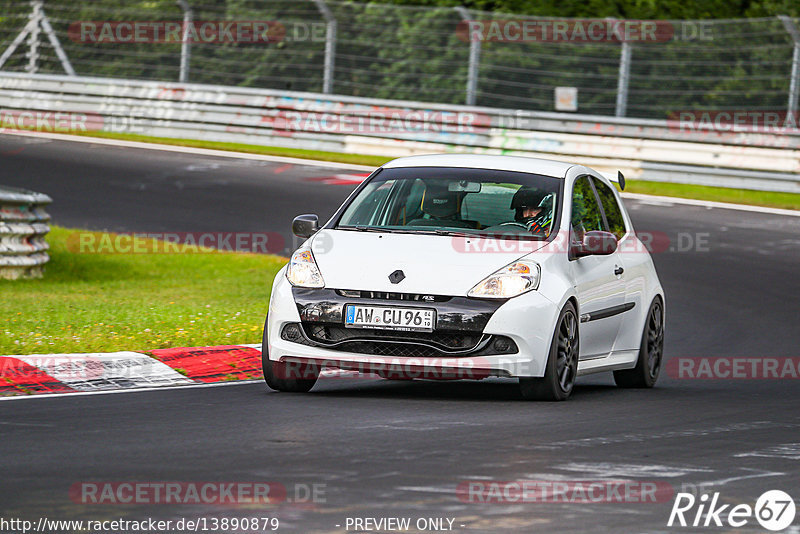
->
[613,297,664,388]
[519,302,579,401]
[261,320,319,393]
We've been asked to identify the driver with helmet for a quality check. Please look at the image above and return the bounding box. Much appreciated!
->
[506,186,554,236]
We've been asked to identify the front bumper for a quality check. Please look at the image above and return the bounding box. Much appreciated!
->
[266,268,560,378]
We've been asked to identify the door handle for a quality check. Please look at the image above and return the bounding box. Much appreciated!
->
[614,266,624,276]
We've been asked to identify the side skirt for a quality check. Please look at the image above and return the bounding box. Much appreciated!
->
[577,349,639,376]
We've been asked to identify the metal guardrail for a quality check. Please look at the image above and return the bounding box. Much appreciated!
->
[639,163,800,193]
[1,1,800,121]
[0,72,798,193]
[0,185,51,280]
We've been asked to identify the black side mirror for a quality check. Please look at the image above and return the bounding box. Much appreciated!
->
[292,214,320,238]
[571,230,618,259]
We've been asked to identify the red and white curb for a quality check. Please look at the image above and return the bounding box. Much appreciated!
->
[0,344,358,397]
[0,344,266,396]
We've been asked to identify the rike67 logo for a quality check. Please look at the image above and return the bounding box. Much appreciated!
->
[668,490,796,531]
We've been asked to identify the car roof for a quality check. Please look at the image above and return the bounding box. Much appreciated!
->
[381,154,576,178]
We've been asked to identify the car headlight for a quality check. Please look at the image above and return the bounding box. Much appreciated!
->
[286,248,325,288]
[468,260,540,298]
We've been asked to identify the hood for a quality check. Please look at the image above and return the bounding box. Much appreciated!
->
[310,229,549,295]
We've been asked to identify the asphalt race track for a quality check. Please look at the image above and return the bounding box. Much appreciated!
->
[1,133,799,533]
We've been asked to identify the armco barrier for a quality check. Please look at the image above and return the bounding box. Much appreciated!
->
[0,72,799,193]
[0,186,51,280]
[639,162,800,192]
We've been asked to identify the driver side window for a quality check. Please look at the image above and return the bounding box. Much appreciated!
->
[571,176,604,243]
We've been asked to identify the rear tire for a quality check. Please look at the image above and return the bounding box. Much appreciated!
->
[613,297,664,388]
[519,302,579,401]
[261,320,319,393]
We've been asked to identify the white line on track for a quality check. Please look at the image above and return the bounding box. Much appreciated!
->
[696,468,786,488]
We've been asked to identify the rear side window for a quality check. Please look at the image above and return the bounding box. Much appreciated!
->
[571,176,604,243]
[593,180,627,239]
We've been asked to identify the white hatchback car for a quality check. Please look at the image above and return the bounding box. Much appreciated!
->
[263,154,665,400]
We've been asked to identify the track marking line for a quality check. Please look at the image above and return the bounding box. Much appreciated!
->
[695,468,786,488]
[734,443,800,460]
[557,462,712,478]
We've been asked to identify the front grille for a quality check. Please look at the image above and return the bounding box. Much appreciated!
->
[335,289,450,302]
[279,322,518,357]
[331,341,464,358]
[279,323,315,346]
[306,325,481,351]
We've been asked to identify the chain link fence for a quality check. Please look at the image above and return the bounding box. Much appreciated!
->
[1,0,799,120]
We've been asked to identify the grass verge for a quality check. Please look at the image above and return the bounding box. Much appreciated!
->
[0,227,286,355]
[70,131,800,211]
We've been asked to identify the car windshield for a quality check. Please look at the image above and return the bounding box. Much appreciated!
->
[336,166,561,239]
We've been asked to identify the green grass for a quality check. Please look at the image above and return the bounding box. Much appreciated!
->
[0,227,286,355]
[69,131,800,211]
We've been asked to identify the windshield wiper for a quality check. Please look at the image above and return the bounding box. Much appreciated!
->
[338,226,480,237]
[431,229,480,237]
[338,225,390,233]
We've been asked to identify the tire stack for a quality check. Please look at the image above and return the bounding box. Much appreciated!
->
[0,186,52,280]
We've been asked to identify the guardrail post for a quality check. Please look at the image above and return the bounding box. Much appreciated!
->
[312,0,337,94]
[454,7,480,106]
[778,15,800,118]
[615,41,632,118]
[177,0,193,83]
[610,18,632,118]
[25,0,42,74]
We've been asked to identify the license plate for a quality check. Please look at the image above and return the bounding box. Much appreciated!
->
[344,305,435,332]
